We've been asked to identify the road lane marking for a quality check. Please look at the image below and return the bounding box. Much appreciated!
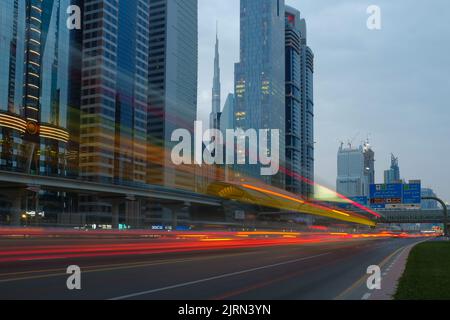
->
[109,252,331,300]
[0,251,265,284]
[0,245,331,283]
[362,293,371,300]
[334,241,416,300]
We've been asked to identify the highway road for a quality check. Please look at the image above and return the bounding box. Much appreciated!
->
[0,234,427,300]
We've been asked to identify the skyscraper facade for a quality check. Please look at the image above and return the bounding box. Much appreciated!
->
[284,6,314,198]
[284,7,301,195]
[220,94,235,136]
[0,0,204,228]
[234,0,286,187]
[0,0,82,225]
[78,0,150,224]
[210,27,221,131]
[220,93,235,182]
[337,144,370,197]
[298,18,315,198]
[79,0,149,186]
[0,0,79,176]
[147,0,198,191]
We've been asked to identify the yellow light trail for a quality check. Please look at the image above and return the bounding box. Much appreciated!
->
[242,184,305,205]
[332,210,350,217]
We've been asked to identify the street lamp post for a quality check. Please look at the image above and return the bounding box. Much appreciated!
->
[422,197,448,237]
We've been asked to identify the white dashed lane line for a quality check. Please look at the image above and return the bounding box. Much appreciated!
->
[362,293,372,300]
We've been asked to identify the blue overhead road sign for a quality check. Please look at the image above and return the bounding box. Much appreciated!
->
[369,183,422,209]
[370,184,402,209]
[403,183,421,205]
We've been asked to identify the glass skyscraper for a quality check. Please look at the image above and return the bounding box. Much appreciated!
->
[0,0,82,225]
[234,0,286,187]
[146,0,198,225]
[147,0,198,191]
[78,0,150,225]
[284,6,315,198]
[220,93,235,182]
[79,0,149,186]
[1,0,199,227]
[298,17,315,198]
[284,6,302,195]
[0,0,78,176]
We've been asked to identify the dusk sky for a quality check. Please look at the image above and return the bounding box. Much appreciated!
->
[197,0,450,202]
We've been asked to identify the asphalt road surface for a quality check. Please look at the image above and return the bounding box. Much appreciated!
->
[0,237,425,300]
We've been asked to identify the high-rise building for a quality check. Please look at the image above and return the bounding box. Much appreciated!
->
[210,25,221,131]
[234,0,286,187]
[220,94,235,182]
[337,143,371,197]
[220,94,235,135]
[298,18,315,197]
[78,0,150,224]
[0,0,83,225]
[79,0,149,186]
[0,0,80,177]
[284,6,314,198]
[147,0,198,191]
[284,7,301,195]
[146,0,198,225]
[384,154,401,184]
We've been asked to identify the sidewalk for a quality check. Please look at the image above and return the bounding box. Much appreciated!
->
[369,241,426,300]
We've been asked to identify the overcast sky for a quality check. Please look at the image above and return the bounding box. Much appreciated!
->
[197,0,450,202]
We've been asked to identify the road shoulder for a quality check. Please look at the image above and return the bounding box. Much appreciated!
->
[369,241,422,300]
[335,239,427,301]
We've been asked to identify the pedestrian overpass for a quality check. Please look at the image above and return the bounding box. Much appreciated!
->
[378,209,447,224]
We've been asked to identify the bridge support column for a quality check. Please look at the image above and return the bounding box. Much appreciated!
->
[58,194,79,227]
[170,207,178,230]
[125,196,140,228]
[112,200,120,229]
[164,202,191,230]
[10,191,24,226]
[162,204,180,229]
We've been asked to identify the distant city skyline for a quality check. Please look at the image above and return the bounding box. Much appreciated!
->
[197,0,450,201]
